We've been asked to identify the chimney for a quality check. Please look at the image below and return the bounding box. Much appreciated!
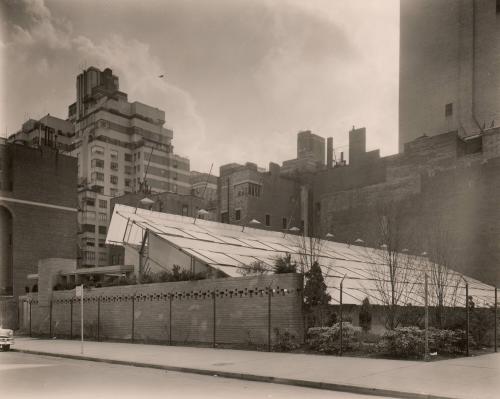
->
[327,137,333,168]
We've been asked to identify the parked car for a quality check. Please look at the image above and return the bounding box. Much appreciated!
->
[0,326,14,351]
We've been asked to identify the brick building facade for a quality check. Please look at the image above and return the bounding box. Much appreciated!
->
[0,140,77,302]
[311,127,500,285]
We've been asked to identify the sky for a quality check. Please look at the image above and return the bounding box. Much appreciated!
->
[0,0,399,174]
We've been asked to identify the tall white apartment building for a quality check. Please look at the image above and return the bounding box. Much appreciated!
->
[67,67,191,267]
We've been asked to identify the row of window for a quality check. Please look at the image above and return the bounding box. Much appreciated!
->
[91,145,140,162]
[82,211,107,222]
[84,238,106,247]
[81,224,107,234]
[235,182,261,198]
[82,251,107,262]
[83,198,108,208]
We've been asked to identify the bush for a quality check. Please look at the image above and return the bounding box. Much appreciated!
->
[377,327,475,358]
[273,254,297,274]
[238,261,268,276]
[272,328,300,352]
[358,298,372,333]
[307,322,362,354]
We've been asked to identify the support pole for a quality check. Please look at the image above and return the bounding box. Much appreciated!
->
[212,291,216,348]
[70,300,73,339]
[49,299,53,337]
[29,300,32,337]
[495,287,497,353]
[268,288,272,352]
[424,273,429,361]
[465,281,469,357]
[169,294,172,345]
[80,288,84,355]
[97,297,100,342]
[131,296,135,343]
[340,274,346,357]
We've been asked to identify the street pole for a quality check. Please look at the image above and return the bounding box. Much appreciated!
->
[80,286,84,355]
[495,287,497,353]
[212,291,216,348]
[424,273,429,361]
[340,274,346,357]
[268,288,272,352]
[465,281,469,357]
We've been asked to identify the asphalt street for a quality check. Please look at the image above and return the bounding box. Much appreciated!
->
[0,352,395,399]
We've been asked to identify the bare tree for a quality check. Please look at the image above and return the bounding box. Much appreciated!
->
[365,200,422,329]
[423,218,461,327]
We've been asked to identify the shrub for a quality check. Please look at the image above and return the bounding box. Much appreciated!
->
[304,262,331,307]
[307,322,362,354]
[272,328,300,352]
[238,261,268,276]
[358,297,372,333]
[273,254,297,274]
[377,327,475,358]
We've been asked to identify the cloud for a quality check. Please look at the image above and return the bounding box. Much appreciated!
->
[1,0,207,169]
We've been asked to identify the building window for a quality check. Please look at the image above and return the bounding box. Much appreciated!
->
[110,175,118,184]
[110,150,118,160]
[265,214,271,226]
[84,211,95,220]
[81,224,95,233]
[98,226,107,235]
[110,188,118,197]
[99,199,107,209]
[91,172,104,182]
[84,251,95,261]
[110,162,119,171]
[98,239,105,248]
[235,209,241,221]
[445,103,453,117]
[99,212,107,222]
[98,252,107,262]
[125,165,132,175]
[125,178,131,187]
[84,198,95,207]
[282,217,287,229]
[91,159,104,168]
[86,237,95,247]
[91,145,104,156]
[125,153,132,162]
[221,212,229,224]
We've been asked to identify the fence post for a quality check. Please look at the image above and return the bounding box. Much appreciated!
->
[268,288,272,352]
[339,274,346,357]
[495,287,497,353]
[131,295,135,343]
[49,299,53,337]
[70,299,73,339]
[29,300,32,337]
[97,296,100,342]
[169,293,172,345]
[424,273,429,361]
[465,281,469,357]
[212,291,216,348]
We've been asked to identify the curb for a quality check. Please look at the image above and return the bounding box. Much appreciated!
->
[13,348,457,399]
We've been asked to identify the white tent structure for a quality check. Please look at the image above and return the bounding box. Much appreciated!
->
[107,205,496,307]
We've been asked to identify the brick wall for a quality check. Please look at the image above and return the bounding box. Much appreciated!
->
[20,273,304,346]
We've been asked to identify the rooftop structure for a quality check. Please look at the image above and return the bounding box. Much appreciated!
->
[107,205,495,307]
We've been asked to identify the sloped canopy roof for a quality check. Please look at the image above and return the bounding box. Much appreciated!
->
[107,205,495,307]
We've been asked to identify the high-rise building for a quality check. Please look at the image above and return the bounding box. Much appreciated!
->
[281,130,326,175]
[399,0,500,150]
[67,67,190,267]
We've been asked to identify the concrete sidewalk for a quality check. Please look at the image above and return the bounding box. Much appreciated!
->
[9,337,499,399]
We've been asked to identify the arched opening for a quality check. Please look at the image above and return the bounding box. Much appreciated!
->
[0,206,13,296]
